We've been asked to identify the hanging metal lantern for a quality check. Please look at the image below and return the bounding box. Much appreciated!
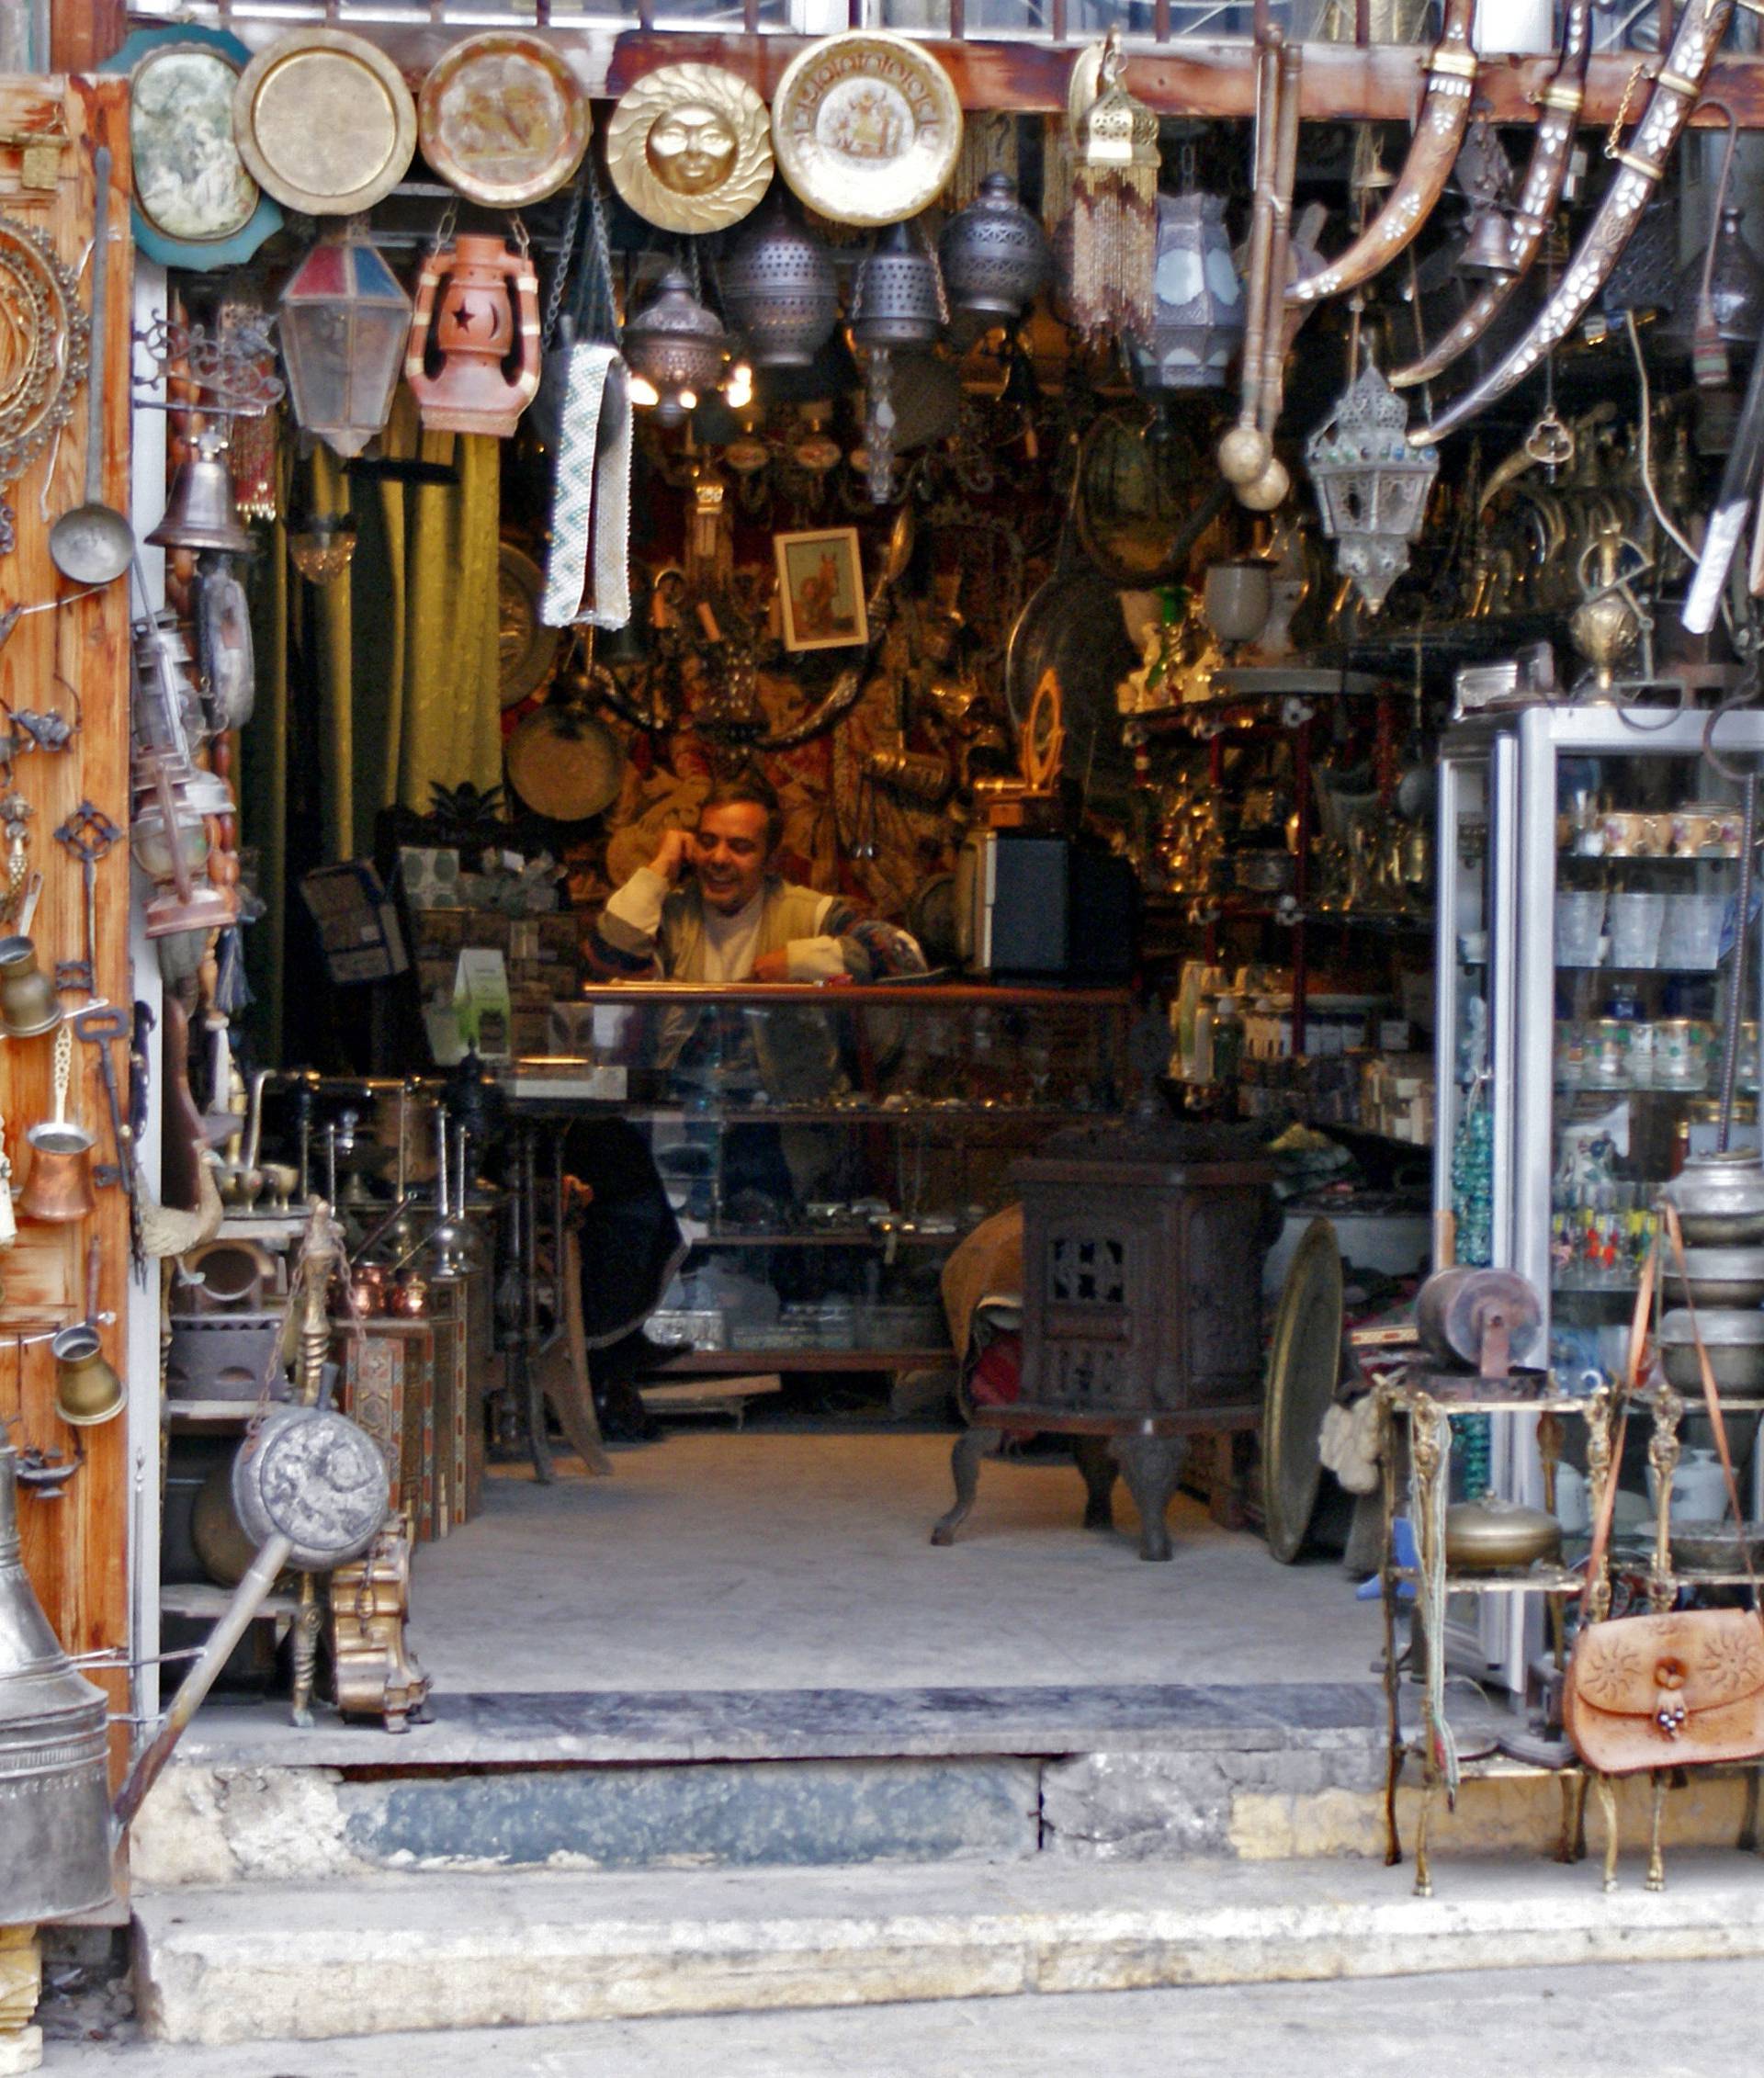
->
[720,195,839,370]
[1305,358,1438,612]
[1126,188,1245,397]
[851,222,945,350]
[940,172,1049,322]
[623,266,729,425]
[288,512,358,585]
[276,223,411,461]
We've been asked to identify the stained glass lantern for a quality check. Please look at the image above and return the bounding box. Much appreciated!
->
[1305,359,1438,612]
[277,225,411,461]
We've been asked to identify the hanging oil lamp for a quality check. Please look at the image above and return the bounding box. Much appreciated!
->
[287,512,358,586]
[623,266,730,426]
[720,195,839,370]
[851,222,945,504]
[405,229,543,438]
[277,222,411,460]
[940,172,1049,323]
[1306,348,1439,612]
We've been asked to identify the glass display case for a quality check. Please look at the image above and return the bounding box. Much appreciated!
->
[512,982,1134,1372]
[1435,703,1764,1688]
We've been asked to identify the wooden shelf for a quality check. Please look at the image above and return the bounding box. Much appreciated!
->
[638,1346,952,1374]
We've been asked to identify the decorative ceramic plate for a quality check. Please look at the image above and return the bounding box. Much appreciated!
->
[233,28,416,217]
[103,26,282,271]
[499,543,562,709]
[605,62,773,236]
[772,32,962,229]
[419,33,590,209]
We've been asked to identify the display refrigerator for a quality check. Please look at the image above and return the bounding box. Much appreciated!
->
[1433,701,1764,1691]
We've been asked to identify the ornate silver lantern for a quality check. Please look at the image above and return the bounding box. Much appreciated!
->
[720,196,839,370]
[623,267,729,426]
[1127,187,1246,397]
[940,174,1049,322]
[1305,358,1438,612]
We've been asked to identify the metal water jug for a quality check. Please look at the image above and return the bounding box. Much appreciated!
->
[0,1444,113,1917]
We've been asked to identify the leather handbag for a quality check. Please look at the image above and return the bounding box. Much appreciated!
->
[1564,1206,1764,1776]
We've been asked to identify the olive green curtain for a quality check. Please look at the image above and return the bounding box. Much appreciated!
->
[242,390,503,1055]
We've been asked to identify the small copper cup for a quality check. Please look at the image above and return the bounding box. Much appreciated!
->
[51,1323,124,1427]
[0,935,62,1038]
[20,1120,96,1223]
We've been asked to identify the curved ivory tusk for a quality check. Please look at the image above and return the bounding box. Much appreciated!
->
[1391,0,1592,390]
[1414,0,1736,446]
[1287,0,1479,309]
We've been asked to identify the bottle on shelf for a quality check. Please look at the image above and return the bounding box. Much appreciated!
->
[1212,994,1245,1090]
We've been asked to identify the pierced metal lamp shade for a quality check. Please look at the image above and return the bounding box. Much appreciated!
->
[720,196,839,370]
[1305,361,1438,612]
[623,267,729,424]
[1126,189,1246,396]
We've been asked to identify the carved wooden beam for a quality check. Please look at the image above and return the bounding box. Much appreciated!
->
[609,30,1764,129]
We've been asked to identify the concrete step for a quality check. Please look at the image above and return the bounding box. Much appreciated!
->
[133,1850,1764,2047]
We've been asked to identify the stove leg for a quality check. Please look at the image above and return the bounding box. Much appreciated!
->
[1114,1434,1184,1561]
[1073,1435,1117,1531]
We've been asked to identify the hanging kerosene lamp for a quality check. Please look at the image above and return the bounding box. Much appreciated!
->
[404,217,543,437]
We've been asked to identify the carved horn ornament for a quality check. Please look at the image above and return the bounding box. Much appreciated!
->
[1414,0,1736,446]
[1286,0,1480,309]
[1390,0,1593,391]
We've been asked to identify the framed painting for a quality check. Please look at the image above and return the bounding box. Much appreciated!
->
[774,527,867,653]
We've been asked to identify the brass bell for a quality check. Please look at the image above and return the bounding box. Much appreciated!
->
[147,430,254,557]
[1459,204,1517,279]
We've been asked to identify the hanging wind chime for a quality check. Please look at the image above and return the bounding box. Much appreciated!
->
[1063,31,1160,343]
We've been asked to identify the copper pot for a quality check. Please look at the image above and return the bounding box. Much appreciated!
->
[20,1123,96,1224]
[51,1324,123,1428]
[386,1273,428,1318]
[0,935,62,1039]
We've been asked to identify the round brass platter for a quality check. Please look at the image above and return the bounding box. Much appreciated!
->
[234,28,417,217]
[1261,1217,1344,1564]
[505,702,625,822]
[605,62,773,235]
[498,542,561,709]
[772,32,962,229]
[419,32,590,209]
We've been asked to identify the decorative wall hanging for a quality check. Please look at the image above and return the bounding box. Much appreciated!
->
[0,209,89,559]
[940,173,1049,322]
[277,223,412,459]
[418,33,589,209]
[1127,180,1245,396]
[539,348,633,631]
[1287,0,1478,309]
[772,32,962,230]
[775,527,868,651]
[1391,0,1590,391]
[1306,356,1439,610]
[233,28,417,217]
[104,26,282,271]
[1415,0,1734,444]
[405,230,542,438]
[720,194,839,369]
[605,63,773,235]
[1063,31,1159,343]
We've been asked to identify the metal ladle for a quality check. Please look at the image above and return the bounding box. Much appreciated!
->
[49,146,134,587]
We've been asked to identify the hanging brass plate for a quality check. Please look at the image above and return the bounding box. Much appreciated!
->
[233,28,416,218]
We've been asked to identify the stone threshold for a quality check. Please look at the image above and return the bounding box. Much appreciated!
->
[175,1679,1388,1769]
[134,1850,1764,2047]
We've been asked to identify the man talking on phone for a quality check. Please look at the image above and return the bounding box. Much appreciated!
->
[590,774,871,986]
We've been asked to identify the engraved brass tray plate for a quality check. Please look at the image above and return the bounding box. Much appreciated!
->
[605,62,773,236]
[772,32,961,229]
[418,33,590,209]
[233,28,417,217]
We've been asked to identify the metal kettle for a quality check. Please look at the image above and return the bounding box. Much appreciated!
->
[0,1443,114,1919]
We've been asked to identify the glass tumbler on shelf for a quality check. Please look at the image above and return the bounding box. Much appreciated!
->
[1608,891,1666,969]
[1657,893,1727,971]
[1555,889,1607,967]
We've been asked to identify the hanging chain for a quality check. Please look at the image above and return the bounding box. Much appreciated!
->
[585,159,618,342]
[1605,58,1652,159]
[541,164,589,350]
[426,198,458,259]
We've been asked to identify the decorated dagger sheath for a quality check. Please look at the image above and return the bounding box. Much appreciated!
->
[1390,0,1592,391]
[1414,0,1735,446]
[1287,0,1478,308]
